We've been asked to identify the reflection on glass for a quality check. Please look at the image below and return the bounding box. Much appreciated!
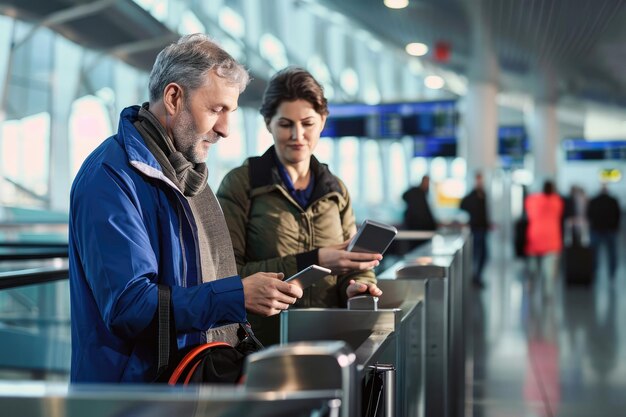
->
[256,115,274,155]
[338,137,359,200]
[389,142,407,203]
[259,33,288,71]
[430,156,447,181]
[364,140,382,204]
[410,157,427,185]
[451,157,466,179]
[315,137,333,164]
[178,10,206,35]
[1,113,50,206]
[69,96,112,180]
[307,55,334,100]
[218,6,245,38]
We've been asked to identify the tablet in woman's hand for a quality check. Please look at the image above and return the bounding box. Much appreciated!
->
[284,265,331,289]
[347,219,398,254]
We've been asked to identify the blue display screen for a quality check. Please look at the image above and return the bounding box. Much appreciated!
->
[563,139,626,160]
[321,100,457,143]
[413,136,457,157]
[498,126,528,166]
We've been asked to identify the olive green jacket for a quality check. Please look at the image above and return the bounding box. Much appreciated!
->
[217,146,376,309]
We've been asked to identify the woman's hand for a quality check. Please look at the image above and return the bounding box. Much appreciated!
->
[346,280,383,298]
[318,240,382,275]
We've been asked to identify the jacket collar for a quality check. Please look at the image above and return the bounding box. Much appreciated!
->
[114,106,182,193]
[249,146,342,201]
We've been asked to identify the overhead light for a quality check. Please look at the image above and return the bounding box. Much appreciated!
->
[424,75,444,89]
[405,42,428,56]
[384,0,409,9]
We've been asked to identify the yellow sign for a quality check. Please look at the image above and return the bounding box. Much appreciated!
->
[599,169,622,182]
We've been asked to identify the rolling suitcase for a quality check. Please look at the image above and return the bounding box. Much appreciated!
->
[563,222,594,285]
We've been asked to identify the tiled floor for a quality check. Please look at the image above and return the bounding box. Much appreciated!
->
[468,234,626,417]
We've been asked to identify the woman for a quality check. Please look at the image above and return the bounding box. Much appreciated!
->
[217,67,382,345]
[525,180,564,298]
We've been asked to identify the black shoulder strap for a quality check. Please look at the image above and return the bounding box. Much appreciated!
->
[156,284,177,378]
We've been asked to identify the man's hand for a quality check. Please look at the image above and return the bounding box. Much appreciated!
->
[318,240,382,275]
[242,272,303,317]
[346,279,383,298]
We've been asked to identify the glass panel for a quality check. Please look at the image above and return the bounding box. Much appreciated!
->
[218,6,245,38]
[259,33,288,71]
[338,137,359,200]
[410,157,428,185]
[315,137,333,165]
[69,96,113,180]
[178,10,206,35]
[256,116,274,155]
[210,111,246,189]
[0,113,49,206]
[363,140,382,204]
[389,141,407,203]
[451,157,466,179]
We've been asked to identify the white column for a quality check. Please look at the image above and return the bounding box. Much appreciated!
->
[526,63,559,187]
[461,0,499,177]
[528,100,559,183]
[463,83,498,173]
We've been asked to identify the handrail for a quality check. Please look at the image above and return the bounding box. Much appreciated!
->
[0,248,68,261]
[0,265,69,290]
[0,242,68,248]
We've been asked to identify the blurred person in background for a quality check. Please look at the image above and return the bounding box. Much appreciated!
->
[402,175,437,249]
[587,184,621,281]
[217,67,382,345]
[525,180,564,298]
[460,171,490,288]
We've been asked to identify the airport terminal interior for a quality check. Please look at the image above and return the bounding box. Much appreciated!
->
[1,0,626,416]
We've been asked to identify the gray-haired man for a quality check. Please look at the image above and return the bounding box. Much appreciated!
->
[69,34,302,382]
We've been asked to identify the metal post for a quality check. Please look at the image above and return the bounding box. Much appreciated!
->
[382,365,396,417]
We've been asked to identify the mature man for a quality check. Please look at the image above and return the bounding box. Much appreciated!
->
[69,34,302,383]
[460,172,490,288]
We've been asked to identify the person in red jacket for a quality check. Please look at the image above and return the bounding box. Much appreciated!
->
[525,180,564,298]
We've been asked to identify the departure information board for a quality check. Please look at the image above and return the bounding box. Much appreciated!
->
[498,126,528,167]
[321,100,458,157]
[413,137,457,157]
[563,139,626,161]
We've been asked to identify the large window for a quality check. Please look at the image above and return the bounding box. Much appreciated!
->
[363,140,383,204]
[389,141,408,203]
[337,137,359,200]
[256,116,274,155]
[69,96,112,179]
[210,111,246,189]
[1,113,50,206]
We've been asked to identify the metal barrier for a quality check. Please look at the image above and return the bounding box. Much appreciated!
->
[0,340,349,416]
[280,306,399,417]
[279,281,426,417]
[376,279,426,417]
[378,230,470,417]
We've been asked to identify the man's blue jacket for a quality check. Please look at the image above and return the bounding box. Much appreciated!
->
[69,106,246,382]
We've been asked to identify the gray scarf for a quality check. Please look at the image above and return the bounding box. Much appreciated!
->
[134,103,241,346]
[134,103,207,197]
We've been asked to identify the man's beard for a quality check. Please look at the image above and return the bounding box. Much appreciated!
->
[172,107,220,164]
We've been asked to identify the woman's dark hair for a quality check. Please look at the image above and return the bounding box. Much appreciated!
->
[259,66,329,124]
[543,180,555,195]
